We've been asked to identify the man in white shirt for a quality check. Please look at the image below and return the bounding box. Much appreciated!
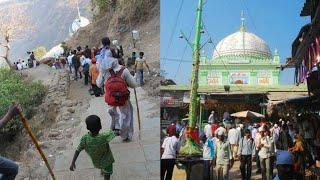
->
[22,60,28,69]
[67,53,74,72]
[271,124,280,142]
[254,127,262,174]
[215,123,227,136]
[17,62,22,71]
[204,119,213,139]
[161,129,178,180]
[258,127,272,180]
[228,125,241,160]
[208,111,215,123]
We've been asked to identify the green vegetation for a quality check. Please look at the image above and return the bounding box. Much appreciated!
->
[0,69,46,138]
[179,138,202,156]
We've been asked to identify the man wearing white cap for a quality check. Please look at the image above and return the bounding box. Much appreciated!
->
[273,150,303,180]
[213,131,233,180]
[97,56,137,142]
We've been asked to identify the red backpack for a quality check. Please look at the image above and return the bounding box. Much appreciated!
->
[105,67,130,106]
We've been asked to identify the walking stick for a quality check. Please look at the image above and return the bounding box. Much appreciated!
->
[13,102,56,180]
[133,88,141,139]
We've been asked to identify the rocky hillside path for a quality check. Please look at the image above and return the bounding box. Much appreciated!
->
[52,75,160,180]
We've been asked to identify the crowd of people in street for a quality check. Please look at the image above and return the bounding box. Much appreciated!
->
[161,110,319,180]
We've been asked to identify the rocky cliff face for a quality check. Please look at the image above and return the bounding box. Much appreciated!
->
[0,0,91,61]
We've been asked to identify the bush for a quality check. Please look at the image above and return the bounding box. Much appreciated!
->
[0,69,46,138]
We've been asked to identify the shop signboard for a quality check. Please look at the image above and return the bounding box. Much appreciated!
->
[230,71,249,84]
[257,71,272,85]
[161,93,183,107]
[207,71,222,85]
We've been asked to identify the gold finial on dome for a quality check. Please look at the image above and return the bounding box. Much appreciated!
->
[240,11,246,32]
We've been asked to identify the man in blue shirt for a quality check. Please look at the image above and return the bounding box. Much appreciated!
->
[237,129,255,180]
[203,136,215,180]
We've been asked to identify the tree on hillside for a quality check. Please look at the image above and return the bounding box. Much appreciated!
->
[0,5,33,68]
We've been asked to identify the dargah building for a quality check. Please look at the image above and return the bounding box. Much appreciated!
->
[160,19,308,126]
[199,23,280,86]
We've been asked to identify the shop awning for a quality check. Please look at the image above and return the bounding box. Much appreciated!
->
[231,110,265,118]
[267,91,309,105]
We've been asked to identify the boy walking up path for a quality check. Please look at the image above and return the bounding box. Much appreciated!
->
[53,86,159,179]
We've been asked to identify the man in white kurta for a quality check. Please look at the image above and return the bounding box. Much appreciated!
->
[228,125,241,160]
[96,46,121,133]
[97,56,136,141]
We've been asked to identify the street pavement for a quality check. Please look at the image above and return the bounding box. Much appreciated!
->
[172,158,277,180]
[53,86,160,180]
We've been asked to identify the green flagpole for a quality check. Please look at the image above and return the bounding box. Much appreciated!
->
[179,0,203,156]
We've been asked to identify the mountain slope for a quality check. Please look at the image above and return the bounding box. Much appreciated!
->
[0,0,91,60]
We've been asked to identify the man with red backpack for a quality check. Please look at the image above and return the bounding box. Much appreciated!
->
[97,52,136,142]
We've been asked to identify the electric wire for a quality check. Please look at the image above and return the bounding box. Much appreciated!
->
[160,57,192,63]
[162,0,185,68]
[174,18,196,78]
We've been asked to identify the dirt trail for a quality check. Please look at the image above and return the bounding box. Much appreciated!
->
[52,78,160,179]
[8,66,159,179]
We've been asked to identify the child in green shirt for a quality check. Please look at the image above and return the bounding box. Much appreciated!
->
[70,115,116,180]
